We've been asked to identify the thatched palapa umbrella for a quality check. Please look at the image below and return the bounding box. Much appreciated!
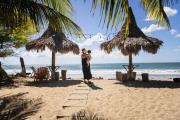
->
[101,7,163,80]
[26,29,80,80]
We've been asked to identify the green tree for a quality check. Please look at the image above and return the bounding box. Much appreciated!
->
[0,19,37,57]
[91,0,178,32]
[0,0,83,36]
[0,0,84,57]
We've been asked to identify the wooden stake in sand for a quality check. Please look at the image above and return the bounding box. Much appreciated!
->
[20,57,26,77]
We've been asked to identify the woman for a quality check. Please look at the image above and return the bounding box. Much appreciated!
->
[81,48,92,82]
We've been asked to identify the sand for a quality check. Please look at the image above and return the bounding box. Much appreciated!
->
[1,78,180,120]
[87,79,180,120]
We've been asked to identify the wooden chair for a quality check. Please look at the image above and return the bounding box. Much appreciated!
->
[30,66,36,77]
[31,67,49,82]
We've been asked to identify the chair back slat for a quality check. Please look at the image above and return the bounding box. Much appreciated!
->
[33,67,49,81]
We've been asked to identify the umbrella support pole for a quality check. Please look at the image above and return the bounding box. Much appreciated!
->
[51,51,56,80]
[128,53,134,81]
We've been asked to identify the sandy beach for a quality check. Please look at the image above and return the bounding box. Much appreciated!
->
[1,78,180,120]
[1,0,180,120]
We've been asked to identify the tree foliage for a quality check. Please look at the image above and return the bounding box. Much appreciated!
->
[91,0,179,32]
[0,19,37,57]
[0,0,83,36]
[0,0,84,57]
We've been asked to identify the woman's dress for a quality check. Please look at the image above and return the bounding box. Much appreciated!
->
[82,57,92,80]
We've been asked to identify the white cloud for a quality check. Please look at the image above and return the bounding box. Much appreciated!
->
[27,50,49,57]
[78,33,105,47]
[164,7,178,17]
[141,24,166,33]
[174,46,180,51]
[175,33,180,38]
[90,48,126,63]
[1,47,127,65]
[145,7,178,21]
[170,29,177,35]
[1,33,129,65]
[145,16,153,21]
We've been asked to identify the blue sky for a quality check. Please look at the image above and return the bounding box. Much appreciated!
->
[1,0,180,65]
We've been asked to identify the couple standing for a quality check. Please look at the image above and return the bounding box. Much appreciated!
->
[81,48,92,82]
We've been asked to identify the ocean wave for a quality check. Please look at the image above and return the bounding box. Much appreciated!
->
[5,69,180,75]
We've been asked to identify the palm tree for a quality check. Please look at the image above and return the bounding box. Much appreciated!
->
[91,0,178,32]
[0,0,84,59]
[0,0,83,36]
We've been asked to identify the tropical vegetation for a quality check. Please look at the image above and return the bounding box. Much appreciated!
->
[0,0,83,57]
[91,0,178,32]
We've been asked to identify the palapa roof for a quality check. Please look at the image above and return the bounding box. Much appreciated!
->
[101,7,163,56]
[26,29,80,54]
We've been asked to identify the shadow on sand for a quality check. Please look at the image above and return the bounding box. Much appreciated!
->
[115,80,180,89]
[85,81,103,90]
[25,80,82,87]
[0,79,19,89]
[0,92,42,120]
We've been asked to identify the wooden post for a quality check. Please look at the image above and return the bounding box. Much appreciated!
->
[142,73,149,82]
[116,72,122,81]
[61,70,67,80]
[20,57,26,77]
[51,51,56,80]
[128,53,133,80]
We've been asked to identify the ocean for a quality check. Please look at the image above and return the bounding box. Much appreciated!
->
[2,62,180,79]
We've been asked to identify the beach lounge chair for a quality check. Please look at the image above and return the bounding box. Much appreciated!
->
[30,66,36,77]
[31,67,49,81]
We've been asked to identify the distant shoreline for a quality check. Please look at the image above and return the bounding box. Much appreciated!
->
[2,62,180,79]
[1,62,180,66]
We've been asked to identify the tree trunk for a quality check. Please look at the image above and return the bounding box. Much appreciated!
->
[51,51,56,80]
[0,61,8,79]
[20,57,26,77]
[128,53,133,80]
[0,61,2,79]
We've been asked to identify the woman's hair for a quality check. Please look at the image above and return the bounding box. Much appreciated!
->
[88,50,91,53]
[82,48,86,52]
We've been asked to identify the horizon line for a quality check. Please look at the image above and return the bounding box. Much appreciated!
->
[3,61,180,66]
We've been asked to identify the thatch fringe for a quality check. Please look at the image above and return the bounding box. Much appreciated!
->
[26,29,80,55]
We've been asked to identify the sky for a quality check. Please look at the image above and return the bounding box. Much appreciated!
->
[1,0,180,65]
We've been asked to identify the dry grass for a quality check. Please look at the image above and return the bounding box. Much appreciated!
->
[72,109,105,120]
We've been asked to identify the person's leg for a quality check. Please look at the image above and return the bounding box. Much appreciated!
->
[82,67,86,82]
